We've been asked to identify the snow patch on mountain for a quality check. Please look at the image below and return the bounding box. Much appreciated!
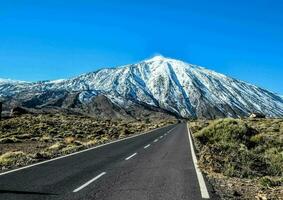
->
[0,78,28,84]
[49,79,67,84]
[78,90,98,103]
[1,55,283,118]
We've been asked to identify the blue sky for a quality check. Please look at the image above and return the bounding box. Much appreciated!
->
[0,0,282,94]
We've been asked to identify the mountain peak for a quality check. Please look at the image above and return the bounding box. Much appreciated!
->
[143,55,188,66]
[145,55,169,62]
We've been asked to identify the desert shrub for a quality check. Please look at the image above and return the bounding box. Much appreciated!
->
[40,135,52,142]
[195,118,257,148]
[250,134,265,145]
[64,136,75,144]
[0,151,32,166]
[194,118,282,178]
[15,134,32,140]
[48,142,65,150]
[33,152,52,160]
[264,148,283,176]
[99,135,110,143]
[145,118,150,124]
[60,144,84,154]
[83,139,98,147]
[0,137,20,144]
[259,176,283,188]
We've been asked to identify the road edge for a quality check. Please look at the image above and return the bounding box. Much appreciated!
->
[186,123,210,199]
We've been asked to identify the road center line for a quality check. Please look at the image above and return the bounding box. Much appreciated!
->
[144,144,151,149]
[186,124,210,199]
[160,136,163,139]
[73,172,106,193]
[125,153,137,160]
[154,139,158,142]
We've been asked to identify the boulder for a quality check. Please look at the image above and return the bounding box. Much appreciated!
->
[249,112,266,119]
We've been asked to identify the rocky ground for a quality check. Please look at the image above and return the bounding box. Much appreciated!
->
[189,118,283,200]
[0,114,176,172]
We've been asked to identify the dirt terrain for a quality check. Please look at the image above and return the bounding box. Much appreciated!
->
[0,114,176,172]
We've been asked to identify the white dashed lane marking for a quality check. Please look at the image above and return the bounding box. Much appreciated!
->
[125,153,137,160]
[73,172,106,193]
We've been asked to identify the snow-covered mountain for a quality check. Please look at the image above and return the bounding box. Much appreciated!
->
[1,55,283,118]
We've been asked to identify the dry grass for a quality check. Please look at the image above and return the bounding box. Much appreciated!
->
[190,118,283,199]
[64,136,75,144]
[0,113,176,171]
[0,151,33,167]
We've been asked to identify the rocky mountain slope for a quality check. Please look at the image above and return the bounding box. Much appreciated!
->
[1,55,283,119]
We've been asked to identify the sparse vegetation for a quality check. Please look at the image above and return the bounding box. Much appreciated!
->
[190,118,283,199]
[0,114,176,171]
[0,151,33,167]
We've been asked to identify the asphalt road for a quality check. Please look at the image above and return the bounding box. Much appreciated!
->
[0,123,217,200]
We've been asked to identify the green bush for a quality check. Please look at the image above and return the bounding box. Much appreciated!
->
[194,118,283,179]
[259,176,283,188]
[195,118,257,148]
